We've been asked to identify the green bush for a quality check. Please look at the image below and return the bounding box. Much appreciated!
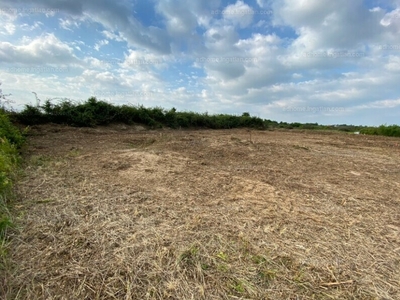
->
[12,97,399,135]
[165,108,178,128]
[14,105,48,125]
[360,125,400,137]
[41,99,77,124]
[0,112,25,148]
[117,105,140,124]
[300,123,319,130]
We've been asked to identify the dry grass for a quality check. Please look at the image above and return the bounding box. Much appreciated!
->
[2,124,400,299]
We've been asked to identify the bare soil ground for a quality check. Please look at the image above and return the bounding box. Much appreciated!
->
[3,124,400,299]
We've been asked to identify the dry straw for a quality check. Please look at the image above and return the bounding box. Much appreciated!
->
[2,125,400,299]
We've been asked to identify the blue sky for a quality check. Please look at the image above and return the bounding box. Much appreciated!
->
[0,0,399,126]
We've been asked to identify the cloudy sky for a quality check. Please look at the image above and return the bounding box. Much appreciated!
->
[0,0,399,126]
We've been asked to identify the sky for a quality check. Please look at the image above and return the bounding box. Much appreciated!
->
[0,0,399,126]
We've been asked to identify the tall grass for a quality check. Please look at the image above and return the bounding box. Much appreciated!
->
[0,109,24,251]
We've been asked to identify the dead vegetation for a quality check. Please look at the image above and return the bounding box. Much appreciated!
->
[2,124,400,299]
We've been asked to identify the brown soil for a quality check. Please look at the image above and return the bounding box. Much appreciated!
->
[3,124,400,299]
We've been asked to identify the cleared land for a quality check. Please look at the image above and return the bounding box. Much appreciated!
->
[3,124,400,299]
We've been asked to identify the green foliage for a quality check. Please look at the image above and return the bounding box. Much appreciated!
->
[14,98,266,129]
[12,97,399,136]
[0,216,13,239]
[0,139,19,193]
[0,113,25,148]
[15,105,48,125]
[299,123,319,130]
[360,125,400,137]
[0,110,24,246]
[165,107,178,128]
[41,99,76,124]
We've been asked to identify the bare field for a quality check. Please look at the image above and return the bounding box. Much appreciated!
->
[3,124,400,299]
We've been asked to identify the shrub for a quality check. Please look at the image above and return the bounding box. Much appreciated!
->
[0,113,25,148]
[15,105,48,125]
[360,125,400,137]
[12,96,398,135]
[165,108,178,128]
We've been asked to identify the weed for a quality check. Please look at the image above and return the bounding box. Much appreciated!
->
[178,245,199,266]
[217,264,229,272]
[258,268,276,283]
[230,279,256,297]
[216,251,228,261]
[0,215,13,239]
[252,255,267,264]
[231,280,245,293]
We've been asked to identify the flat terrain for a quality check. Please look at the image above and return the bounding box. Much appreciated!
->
[4,124,400,299]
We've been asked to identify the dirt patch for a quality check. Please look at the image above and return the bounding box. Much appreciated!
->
[3,125,400,299]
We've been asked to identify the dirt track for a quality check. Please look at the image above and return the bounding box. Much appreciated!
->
[4,124,400,299]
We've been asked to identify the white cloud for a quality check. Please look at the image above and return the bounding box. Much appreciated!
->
[0,33,78,65]
[102,30,125,42]
[3,23,16,35]
[272,0,386,50]
[1,0,172,54]
[156,0,221,31]
[256,0,270,9]
[0,0,399,126]
[0,10,17,35]
[222,0,254,28]
[94,39,109,51]
[381,8,400,26]
[356,98,400,109]
[203,25,239,53]
[156,0,198,36]
[119,49,170,72]
[59,17,82,31]
[20,21,43,31]
[385,55,400,71]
